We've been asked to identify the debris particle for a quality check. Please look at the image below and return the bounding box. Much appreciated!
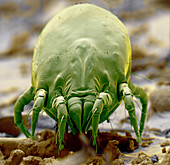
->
[112,159,124,165]
[120,7,155,20]
[131,152,153,165]
[162,148,166,153]
[6,149,25,165]
[150,154,159,163]
[150,88,170,112]
[102,140,120,163]
[141,140,153,148]
[66,0,90,4]
[100,0,124,9]
[0,31,32,57]
[21,156,42,165]
[130,24,149,37]
[147,35,165,47]
[1,86,18,94]
[0,1,19,19]
[160,140,170,147]
[0,95,18,108]
[19,62,31,76]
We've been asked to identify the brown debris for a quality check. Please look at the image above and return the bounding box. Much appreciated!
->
[19,62,31,76]
[39,157,58,165]
[160,140,170,147]
[132,148,170,165]
[161,149,170,165]
[0,31,33,57]
[0,2,19,19]
[83,156,104,165]
[141,137,155,141]
[144,0,170,11]
[94,131,139,152]
[147,70,161,80]
[112,159,124,165]
[132,45,149,60]
[102,140,120,163]
[162,148,166,153]
[131,152,153,165]
[132,58,154,72]
[120,117,130,125]
[66,0,90,4]
[0,150,5,164]
[147,35,165,47]
[130,24,149,37]
[131,45,168,72]
[42,0,58,12]
[0,86,18,94]
[0,129,138,165]
[21,156,42,165]
[100,0,124,9]
[5,149,25,165]
[141,140,153,148]
[120,7,155,20]
[0,116,26,136]
[150,88,170,112]
[31,23,46,34]
[0,1,41,19]
[158,68,170,85]
[0,95,18,108]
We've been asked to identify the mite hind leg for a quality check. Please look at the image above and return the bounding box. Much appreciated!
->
[129,82,148,137]
[52,96,68,150]
[119,83,141,142]
[14,86,34,137]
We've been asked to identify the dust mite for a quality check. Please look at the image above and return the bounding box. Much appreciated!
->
[14,4,148,150]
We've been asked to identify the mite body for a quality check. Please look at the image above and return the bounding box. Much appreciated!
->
[14,4,148,150]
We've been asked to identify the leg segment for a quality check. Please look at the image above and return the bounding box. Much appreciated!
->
[68,97,82,133]
[119,83,141,142]
[53,96,68,150]
[31,89,47,138]
[82,95,95,128]
[91,92,112,145]
[129,82,148,137]
[14,86,34,137]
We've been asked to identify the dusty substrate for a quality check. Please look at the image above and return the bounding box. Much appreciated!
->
[1,129,169,165]
[0,129,138,165]
[131,147,170,165]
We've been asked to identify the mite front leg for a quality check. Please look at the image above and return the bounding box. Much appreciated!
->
[53,96,68,150]
[31,89,47,138]
[68,97,82,133]
[14,86,34,138]
[129,82,148,137]
[89,92,112,145]
[119,83,141,142]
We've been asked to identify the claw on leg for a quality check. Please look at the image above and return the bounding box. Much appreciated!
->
[119,83,141,142]
[14,86,34,138]
[53,96,68,150]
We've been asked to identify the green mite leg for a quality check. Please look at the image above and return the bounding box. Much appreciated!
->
[53,96,68,150]
[119,83,141,142]
[91,92,113,145]
[14,86,34,137]
[82,96,95,128]
[68,97,82,133]
[129,82,148,137]
[31,89,47,139]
